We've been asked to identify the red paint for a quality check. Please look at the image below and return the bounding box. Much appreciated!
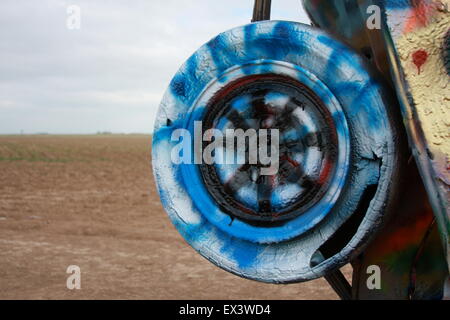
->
[412,50,428,74]
[405,0,431,32]
[318,158,332,185]
[284,155,299,168]
[367,207,434,257]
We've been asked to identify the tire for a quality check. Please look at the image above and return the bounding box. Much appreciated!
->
[152,20,401,283]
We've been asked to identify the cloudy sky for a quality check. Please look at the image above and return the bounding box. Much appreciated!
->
[0,0,309,134]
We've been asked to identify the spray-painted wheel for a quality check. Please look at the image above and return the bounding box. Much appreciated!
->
[152,21,401,283]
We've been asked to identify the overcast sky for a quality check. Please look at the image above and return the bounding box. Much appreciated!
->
[0,0,310,134]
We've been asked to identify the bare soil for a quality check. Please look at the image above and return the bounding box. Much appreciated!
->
[0,135,350,299]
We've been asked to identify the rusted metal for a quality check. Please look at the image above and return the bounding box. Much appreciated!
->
[303,0,449,300]
[154,0,449,300]
[252,0,272,22]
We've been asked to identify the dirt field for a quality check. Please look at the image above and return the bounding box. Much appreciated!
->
[0,135,350,299]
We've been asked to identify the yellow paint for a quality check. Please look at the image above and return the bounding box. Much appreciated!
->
[395,5,450,186]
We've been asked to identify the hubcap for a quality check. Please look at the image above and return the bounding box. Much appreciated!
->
[200,74,339,223]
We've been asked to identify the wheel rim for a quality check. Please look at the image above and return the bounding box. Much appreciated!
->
[200,74,339,223]
[181,60,350,243]
[153,21,399,282]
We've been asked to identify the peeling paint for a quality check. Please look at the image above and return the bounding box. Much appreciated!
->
[152,21,399,282]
